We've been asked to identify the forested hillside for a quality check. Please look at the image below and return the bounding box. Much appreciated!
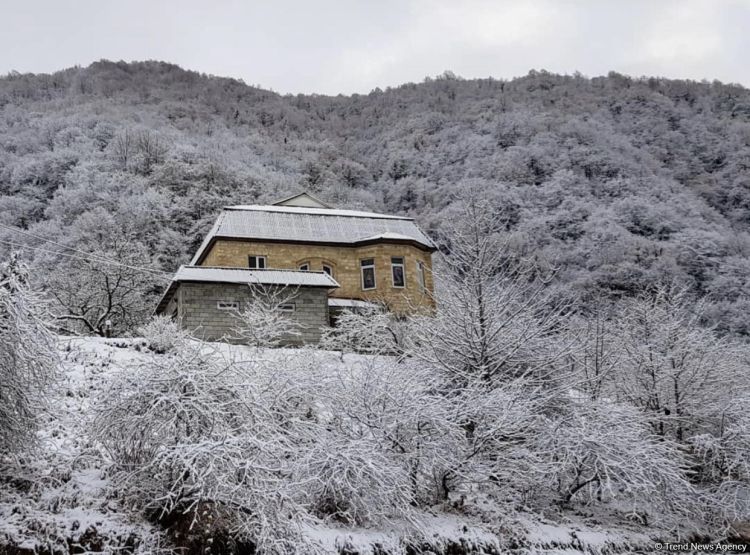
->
[2,60,750,333]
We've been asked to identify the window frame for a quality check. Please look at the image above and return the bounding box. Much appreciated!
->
[416,260,426,291]
[391,256,406,288]
[298,262,310,271]
[360,258,376,291]
[248,255,267,269]
[322,264,333,277]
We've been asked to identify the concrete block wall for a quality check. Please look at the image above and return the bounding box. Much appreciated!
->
[177,282,329,345]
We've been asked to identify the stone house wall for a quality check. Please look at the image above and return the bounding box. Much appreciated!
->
[175,282,329,345]
[200,240,435,314]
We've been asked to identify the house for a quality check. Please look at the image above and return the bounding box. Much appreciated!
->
[156,192,436,344]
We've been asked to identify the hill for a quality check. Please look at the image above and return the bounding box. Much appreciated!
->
[2,61,750,332]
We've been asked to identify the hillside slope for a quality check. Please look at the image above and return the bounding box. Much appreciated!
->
[0,337,668,555]
[1,62,750,332]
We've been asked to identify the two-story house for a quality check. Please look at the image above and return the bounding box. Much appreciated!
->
[155,192,436,343]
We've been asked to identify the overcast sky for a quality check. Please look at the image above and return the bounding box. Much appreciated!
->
[1,0,749,95]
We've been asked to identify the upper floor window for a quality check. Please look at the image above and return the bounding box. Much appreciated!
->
[322,264,333,277]
[217,301,239,311]
[248,255,266,269]
[299,262,310,271]
[416,260,426,291]
[391,257,405,288]
[360,258,376,290]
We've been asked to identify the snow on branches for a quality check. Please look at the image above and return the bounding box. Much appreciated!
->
[0,254,58,455]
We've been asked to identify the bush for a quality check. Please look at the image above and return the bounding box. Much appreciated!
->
[138,315,188,353]
[92,342,317,553]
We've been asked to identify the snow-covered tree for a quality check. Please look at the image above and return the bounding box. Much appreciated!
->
[611,285,744,441]
[233,283,302,347]
[0,254,58,454]
[413,186,569,384]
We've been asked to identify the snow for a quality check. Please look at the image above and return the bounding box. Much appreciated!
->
[358,231,419,242]
[190,205,435,264]
[226,204,413,220]
[173,265,339,287]
[328,297,378,308]
[0,336,679,554]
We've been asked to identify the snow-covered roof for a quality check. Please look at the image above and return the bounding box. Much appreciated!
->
[328,298,379,309]
[155,265,339,314]
[174,265,339,287]
[190,205,436,264]
[225,205,412,220]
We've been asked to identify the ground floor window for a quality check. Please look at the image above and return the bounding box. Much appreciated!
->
[322,264,333,277]
[299,262,309,271]
[217,301,239,310]
[360,258,376,290]
[278,303,296,312]
[248,255,266,269]
[416,260,426,291]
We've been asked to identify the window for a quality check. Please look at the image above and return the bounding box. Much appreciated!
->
[360,258,376,290]
[299,262,310,271]
[217,301,239,311]
[391,256,405,288]
[322,264,333,277]
[416,261,426,291]
[248,255,266,269]
[278,303,295,312]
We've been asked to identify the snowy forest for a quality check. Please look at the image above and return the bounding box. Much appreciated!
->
[2,60,750,554]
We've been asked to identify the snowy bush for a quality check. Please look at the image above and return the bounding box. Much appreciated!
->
[137,314,188,353]
[92,342,317,553]
[234,283,302,347]
[298,358,462,521]
[320,304,404,355]
[688,409,750,525]
[0,255,58,455]
[297,434,415,525]
[539,399,698,521]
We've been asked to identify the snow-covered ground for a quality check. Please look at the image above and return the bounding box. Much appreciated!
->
[1,337,669,554]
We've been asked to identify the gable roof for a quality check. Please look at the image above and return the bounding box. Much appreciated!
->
[190,205,436,265]
[155,265,339,314]
[273,191,331,208]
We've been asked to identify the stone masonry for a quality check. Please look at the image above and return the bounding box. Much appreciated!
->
[176,282,330,345]
[200,240,435,314]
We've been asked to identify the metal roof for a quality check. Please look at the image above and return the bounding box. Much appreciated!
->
[155,265,339,314]
[190,205,435,265]
[174,265,339,287]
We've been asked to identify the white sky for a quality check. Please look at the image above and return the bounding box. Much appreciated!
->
[1,0,748,95]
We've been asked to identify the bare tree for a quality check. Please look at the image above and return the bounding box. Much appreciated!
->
[111,129,133,169]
